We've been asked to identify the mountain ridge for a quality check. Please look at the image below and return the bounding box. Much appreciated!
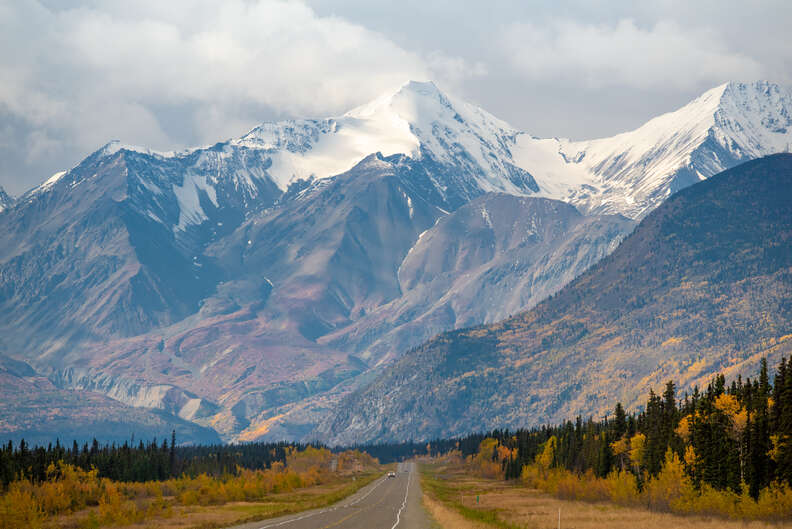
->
[1,80,792,443]
[315,153,792,444]
[18,80,792,222]
[0,186,12,212]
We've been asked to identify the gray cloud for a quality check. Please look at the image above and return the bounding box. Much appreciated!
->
[0,0,435,194]
[0,0,788,194]
[499,19,761,90]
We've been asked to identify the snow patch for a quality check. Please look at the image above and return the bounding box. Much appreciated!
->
[172,172,219,232]
[99,139,181,158]
[34,170,67,194]
[481,206,492,228]
[233,80,536,196]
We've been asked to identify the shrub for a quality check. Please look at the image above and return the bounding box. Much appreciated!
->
[642,450,696,512]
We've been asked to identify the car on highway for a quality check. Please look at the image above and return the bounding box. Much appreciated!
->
[387,471,396,478]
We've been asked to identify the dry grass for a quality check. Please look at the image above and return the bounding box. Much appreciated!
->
[421,462,792,529]
[423,493,490,529]
[44,472,380,529]
[477,486,789,529]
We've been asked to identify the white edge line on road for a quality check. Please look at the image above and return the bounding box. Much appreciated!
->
[256,474,388,529]
[346,475,387,506]
[390,465,412,529]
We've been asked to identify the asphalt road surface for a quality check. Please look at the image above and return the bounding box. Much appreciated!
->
[229,462,432,529]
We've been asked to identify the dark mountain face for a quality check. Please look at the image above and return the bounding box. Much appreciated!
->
[0,145,281,368]
[315,154,792,444]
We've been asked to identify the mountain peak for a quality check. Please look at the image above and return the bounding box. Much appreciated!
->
[388,79,444,101]
[392,80,448,105]
[93,139,177,159]
[236,79,531,198]
[713,80,792,156]
[344,79,452,120]
[694,80,792,123]
[721,79,784,96]
[0,185,12,212]
[556,80,792,217]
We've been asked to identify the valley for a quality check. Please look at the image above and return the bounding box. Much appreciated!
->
[3,4,792,527]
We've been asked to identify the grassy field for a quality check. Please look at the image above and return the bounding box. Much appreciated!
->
[420,461,792,529]
[43,471,381,529]
[68,472,382,529]
[0,447,386,529]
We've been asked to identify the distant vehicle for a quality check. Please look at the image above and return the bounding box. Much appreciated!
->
[387,471,396,478]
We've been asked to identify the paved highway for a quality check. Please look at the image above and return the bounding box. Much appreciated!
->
[229,462,432,529]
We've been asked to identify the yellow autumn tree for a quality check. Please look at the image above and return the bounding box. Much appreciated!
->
[643,449,696,512]
[683,445,697,473]
[610,436,630,472]
[629,433,646,475]
[715,393,749,481]
[469,438,503,479]
[0,484,42,529]
[675,414,693,441]
[715,394,748,439]
[537,436,557,471]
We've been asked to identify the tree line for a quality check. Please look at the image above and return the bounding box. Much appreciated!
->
[0,431,315,487]
[462,357,792,500]
[5,355,791,501]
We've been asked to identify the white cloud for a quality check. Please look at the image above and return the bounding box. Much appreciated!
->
[424,51,488,85]
[500,18,762,90]
[0,0,471,193]
[0,1,787,194]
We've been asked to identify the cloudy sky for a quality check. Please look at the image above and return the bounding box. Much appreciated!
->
[1,0,789,195]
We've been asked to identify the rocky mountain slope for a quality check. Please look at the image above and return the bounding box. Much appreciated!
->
[30,153,629,442]
[0,355,220,445]
[0,187,12,212]
[1,80,790,443]
[316,154,792,444]
[0,141,281,364]
[320,193,633,363]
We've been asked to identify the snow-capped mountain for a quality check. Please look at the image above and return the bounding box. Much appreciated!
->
[23,138,282,240]
[228,79,792,220]
[1,79,791,443]
[26,80,790,227]
[554,81,792,217]
[234,80,538,209]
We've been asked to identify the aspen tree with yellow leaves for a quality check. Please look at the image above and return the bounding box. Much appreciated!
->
[461,357,792,520]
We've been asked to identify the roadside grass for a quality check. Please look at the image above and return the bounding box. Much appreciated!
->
[45,471,381,529]
[422,494,490,529]
[420,463,522,529]
[419,461,792,529]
